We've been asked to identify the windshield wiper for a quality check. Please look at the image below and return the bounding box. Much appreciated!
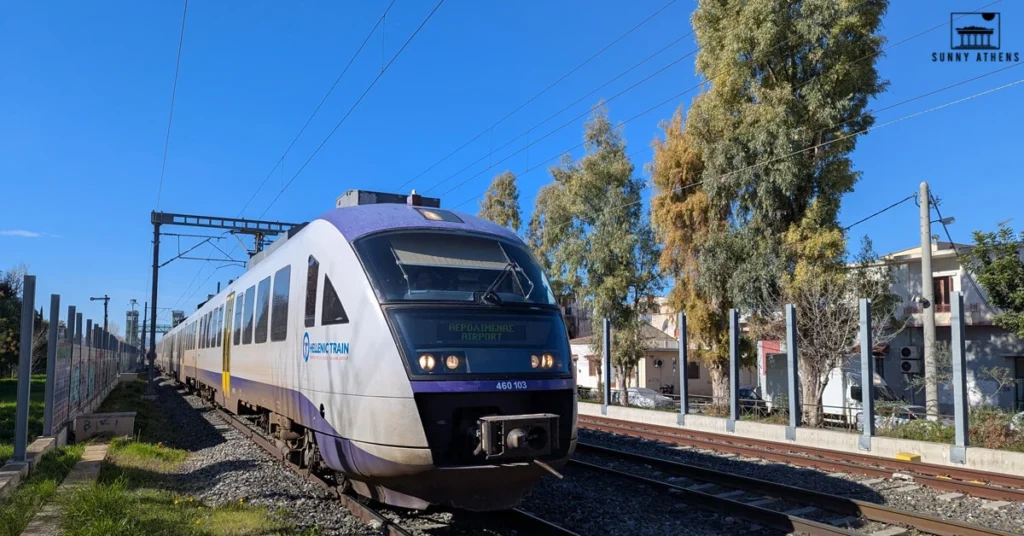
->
[478,263,515,305]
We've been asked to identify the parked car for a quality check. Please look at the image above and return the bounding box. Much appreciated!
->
[611,387,676,409]
[738,387,768,414]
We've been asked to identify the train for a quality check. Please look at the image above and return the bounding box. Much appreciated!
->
[155,191,577,511]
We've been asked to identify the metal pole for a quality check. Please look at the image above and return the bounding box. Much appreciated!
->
[43,294,60,437]
[859,298,875,451]
[727,308,739,432]
[785,304,800,440]
[13,275,36,463]
[950,291,969,463]
[677,312,688,425]
[920,181,938,418]
[140,303,148,371]
[601,317,611,415]
[147,219,160,394]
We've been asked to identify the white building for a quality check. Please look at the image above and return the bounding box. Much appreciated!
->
[572,297,757,399]
[878,241,1024,411]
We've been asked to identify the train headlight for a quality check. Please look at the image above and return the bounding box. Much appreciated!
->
[542,353,554,369]
[445,355,460,370]
[531,355,540,369]
[418,354,436,371]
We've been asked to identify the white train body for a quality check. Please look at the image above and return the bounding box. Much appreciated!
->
[156,202,577,510]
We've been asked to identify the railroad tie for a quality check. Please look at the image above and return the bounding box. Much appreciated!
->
[869,527,909,536]
[782,506,818,516]
[827,516,860,528]
[687,483,716,491]
[714,490,745,499]
[981,500,1011,510]
[936,492,964,501]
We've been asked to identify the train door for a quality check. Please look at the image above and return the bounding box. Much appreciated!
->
[222,293,234,398]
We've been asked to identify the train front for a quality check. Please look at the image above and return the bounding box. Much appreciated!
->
[353,215,577,511]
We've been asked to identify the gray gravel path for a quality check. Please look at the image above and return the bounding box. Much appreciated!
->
[152,378,374,535]
[579,428,1024,534]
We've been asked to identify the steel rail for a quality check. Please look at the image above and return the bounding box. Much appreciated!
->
[579,415,1024,502]
[214,408,414,536]
[569,459,861,535]
[577,442,1016,536]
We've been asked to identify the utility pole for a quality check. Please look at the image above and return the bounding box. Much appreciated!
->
[90,294,110,335]
[920,181,938,418]
[140,302,148,370]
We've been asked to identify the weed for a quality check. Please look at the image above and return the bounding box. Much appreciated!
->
[0,444,84,536]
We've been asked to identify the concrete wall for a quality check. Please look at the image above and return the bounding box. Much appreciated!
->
[578,401,1024,477]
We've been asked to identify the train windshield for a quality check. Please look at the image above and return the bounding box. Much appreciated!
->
[354,231,557,306]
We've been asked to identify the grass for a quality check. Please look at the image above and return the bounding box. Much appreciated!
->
[877,405,1024,452]
[61,379,309,535]
[0,375,46,464]
[0,444,84,536]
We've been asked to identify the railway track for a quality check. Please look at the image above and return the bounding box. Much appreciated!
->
[575,442,1017,536]
[212,405,579,535]
[579,414,1024,503]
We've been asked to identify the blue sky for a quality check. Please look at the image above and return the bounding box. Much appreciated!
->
[1,0,1021,338]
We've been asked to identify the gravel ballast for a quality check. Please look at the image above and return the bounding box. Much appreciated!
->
[578,428,1024,534]
[150,378,375,535]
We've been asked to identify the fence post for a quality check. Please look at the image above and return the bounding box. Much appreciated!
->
[727,308,739,433]
[43,294,60,437]
[601,317,611,415]
[12,275,36,463]
[859,298,874,451]
[785,304,800,440]
[950,291,969,464]
[677,312,688,426]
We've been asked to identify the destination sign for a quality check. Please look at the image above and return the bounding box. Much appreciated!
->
[437,322,527,343]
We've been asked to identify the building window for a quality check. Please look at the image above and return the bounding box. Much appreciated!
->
[305,256,318,328]
[271,266,291,342]
[875,357,885,381]
[243,286,256,345]
[233,294,243,346]
[255,277,271,344]
[588,359,598,377]
[321,275,348,325]
[933,276,953,313]
[687,361,700,379]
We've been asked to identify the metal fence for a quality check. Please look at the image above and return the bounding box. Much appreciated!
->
[8,274,143,464]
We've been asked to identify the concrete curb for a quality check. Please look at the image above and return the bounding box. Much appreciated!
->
[20,443,110,536]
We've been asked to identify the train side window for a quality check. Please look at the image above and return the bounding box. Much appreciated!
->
[305,256,319,328]
[271,266,291,342]
[200,316,206,349]
[216,306,223,348]
[321,275,348,325]
[255,276,271,344]
[243,285,256,344]
[233,294,243,346]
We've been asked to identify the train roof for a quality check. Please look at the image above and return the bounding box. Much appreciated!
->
[316,203,521,243]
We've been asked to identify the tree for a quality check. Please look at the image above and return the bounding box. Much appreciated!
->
[528,105,662,404]
[650,108,743,404]
[756,236,903,426]
[685,0,889,311]
[478,171,522,233]
[0,265,28,377]
[966,223,1024,338]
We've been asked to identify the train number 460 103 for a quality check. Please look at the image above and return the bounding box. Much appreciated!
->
[495,380,528,391]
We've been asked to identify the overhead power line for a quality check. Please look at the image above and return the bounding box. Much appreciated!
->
[843,194,917,231]
[237,0,398,216]
[397,0,682,191]
[257,0,446,219]
[155,0,190,211]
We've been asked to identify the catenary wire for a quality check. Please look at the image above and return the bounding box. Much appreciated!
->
[155,0,190,211]
[257,0,445,219]
[396,0,682,191]
[237,0,398,216]
[843,194,918,231]
[172,1,444,309]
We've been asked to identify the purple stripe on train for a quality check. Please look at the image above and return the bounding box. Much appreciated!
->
[194,369,429,478]
[316,203,521,243]
[409,378,575,393]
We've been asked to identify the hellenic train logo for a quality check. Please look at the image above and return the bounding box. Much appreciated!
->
[302,332,350,362]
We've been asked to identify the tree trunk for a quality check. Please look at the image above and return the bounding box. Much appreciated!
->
[617,368,629,406]
[708,361,729,410]
[801,371,825,427]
